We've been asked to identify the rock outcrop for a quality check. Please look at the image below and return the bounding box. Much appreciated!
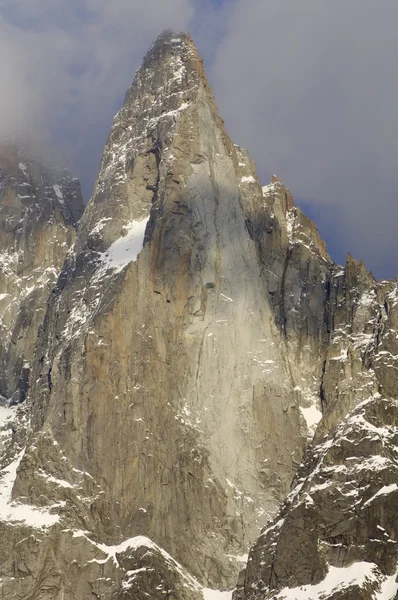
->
[0,142,83,406]
[0,30,397,600]
[236,260,398,598]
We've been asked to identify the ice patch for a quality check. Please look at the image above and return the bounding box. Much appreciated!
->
[241,176,255,184]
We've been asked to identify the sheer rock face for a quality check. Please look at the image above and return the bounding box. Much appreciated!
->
[26,31,320,587]
[0,30,397,600]
[0,31,332,596]
[0,143,83,405]
[238,263,398,598]
[239,396,398,600]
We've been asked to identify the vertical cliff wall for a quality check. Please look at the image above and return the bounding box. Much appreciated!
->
[0,30,397,600]
[0,143,83,405]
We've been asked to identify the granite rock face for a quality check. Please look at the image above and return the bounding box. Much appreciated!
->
[0,143,83,406]
[0,30,397,600]
[26,31,318,588]
[237,259,398,598]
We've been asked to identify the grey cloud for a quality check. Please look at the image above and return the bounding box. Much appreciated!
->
[207,0,398,278]
[0,0,397,278]
[0,0,195,189]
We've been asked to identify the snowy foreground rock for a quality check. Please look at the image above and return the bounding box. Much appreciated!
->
[1,30,398,599]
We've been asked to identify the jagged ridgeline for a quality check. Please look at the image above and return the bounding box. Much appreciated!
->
[0,30,397,600]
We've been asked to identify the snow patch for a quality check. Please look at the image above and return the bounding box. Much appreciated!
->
[300,404,322,434]
[171,64,186,82]
[96,217,150,275]
[53,184,65,205]
[286,210,296,244]
[90,217,112,236]
[0,405,14,427]
[262,182,279,197]
[147,102,190,129]
[358,290,376,308]
[226,553,249,566]
[220,293,233,303]
[275,562,380,599]
[387,286,398,309]
[77,533,203,592]
[363,483,398,508]
[376,570,398,599]
[202,590,233,600]
[39,471,74,489]
[18,163,28,177]
[0,405,15,451]
[0,451,59,528]
[330,348,348,362]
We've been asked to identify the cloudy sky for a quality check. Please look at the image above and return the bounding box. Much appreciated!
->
[0,0,397,278]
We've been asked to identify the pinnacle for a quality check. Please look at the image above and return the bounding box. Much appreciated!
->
[154,29,189,46]
[119,29,206,132]
[271,174,282,183]
[141,29,195,71]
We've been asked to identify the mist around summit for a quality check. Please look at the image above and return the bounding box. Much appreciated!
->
[0,1,397,277]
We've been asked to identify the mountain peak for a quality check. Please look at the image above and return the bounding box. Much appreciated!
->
[144,29,192,57]
[133,28,201,99]
[80,29,220,249]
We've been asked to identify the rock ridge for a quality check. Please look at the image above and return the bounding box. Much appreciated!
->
[0,142,83,405]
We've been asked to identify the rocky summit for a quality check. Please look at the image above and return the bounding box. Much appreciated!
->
[0,30,397,600]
